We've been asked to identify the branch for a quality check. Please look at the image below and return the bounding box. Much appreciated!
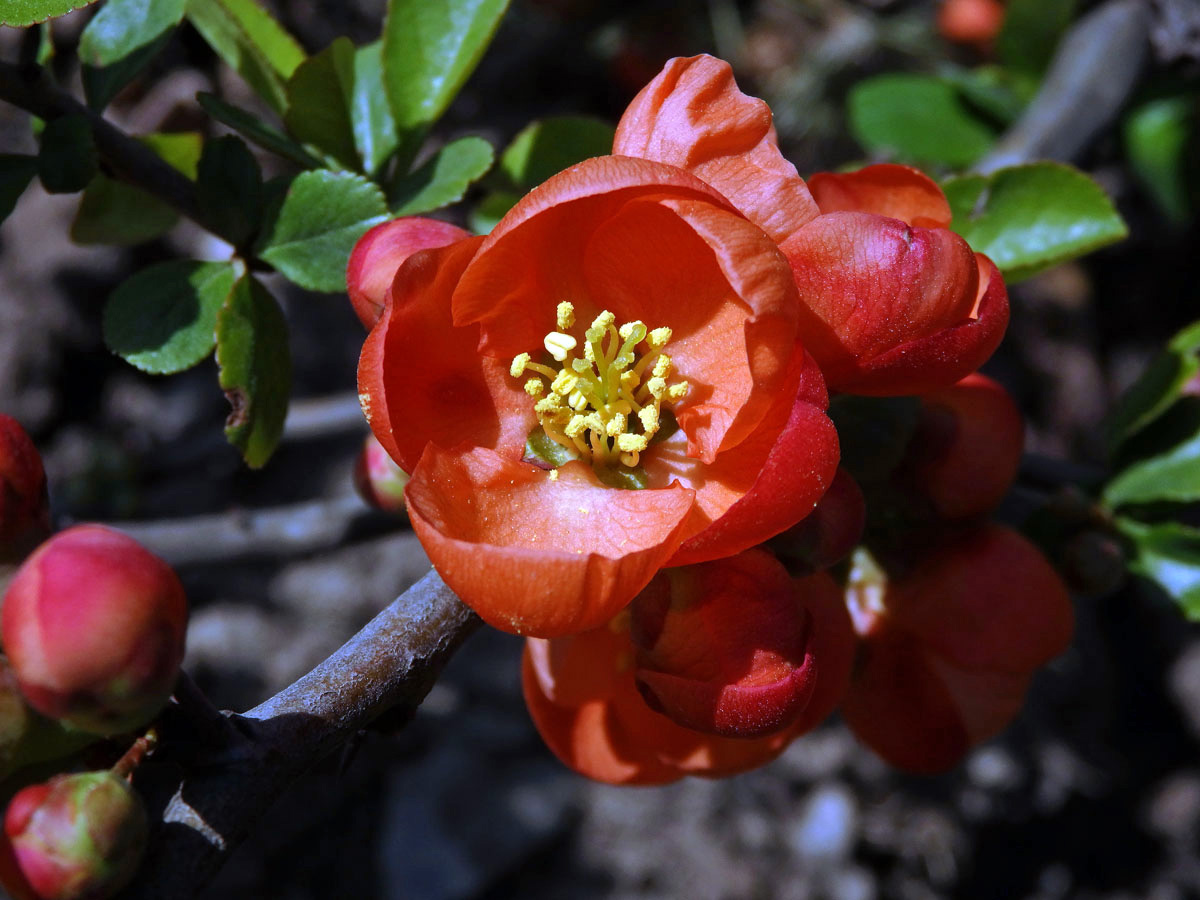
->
[124,569,482,900]
[976,0,1152,172]
[0,60,230,242]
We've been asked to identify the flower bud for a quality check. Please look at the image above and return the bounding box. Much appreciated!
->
[770,468,865,573]
[841,526,1073,772]
[629,549,818,738]
[937,0,1005,47]
[352,434,409,514]
[907,374,1023,520]
[345,217,470,328]
[4,771,147,900]
[3,525,187,736]
[0,415,50,565]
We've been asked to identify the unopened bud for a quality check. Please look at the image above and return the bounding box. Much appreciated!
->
[0,415,50,565]
[770,468,866,573]
[3,525,187,735]
[353,434,409,515]
[4,771,147,900]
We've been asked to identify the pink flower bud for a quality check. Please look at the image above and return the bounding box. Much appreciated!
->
[629,549,819,739]
[770,468,866,573]
[352,434,409,514]
[4,771,147,900]
[2,525,187,736]
[0,415,50,565]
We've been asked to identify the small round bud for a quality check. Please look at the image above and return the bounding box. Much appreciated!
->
[4,771,147,900]
[353,434,409,515]
[2,525,187,736]
[0,415,51,565]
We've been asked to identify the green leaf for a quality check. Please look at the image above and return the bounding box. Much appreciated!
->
[103,260,237,374]
[848,74,996,168]
[185,0,305,115]
[258,170,388,292]
[196,135,263,247]
[382,0,509,148]
[38,115,98,194]
[392,136,493,215]
[1108,321,1200,452]
[0,155,39,223]
[942,66,1034,127]
[71,175,178,245]
[1116,518,1200,619]
[468,188,520,234]
[1105,428,1200,508]
[79,0,186,109]
[1124,95,1195,225]
[497,115,614,188]
[997,0,1077,76]
[137,131,203,179]
[216,275,291,467]
[0,0,100,27]
[351,41,399,175]
[944,162,1127,282]
[283,37,359,171]
[196,93,323,169]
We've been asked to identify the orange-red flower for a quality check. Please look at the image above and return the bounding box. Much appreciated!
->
[523,549,855,784]
[615,57,1008,396]
[355,157,839,638]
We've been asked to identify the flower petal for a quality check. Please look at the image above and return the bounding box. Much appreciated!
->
[808,164,952,228]
[357,238,533,473]
[405,445,696,637]
[613,54,819,244]
[346,217,470,328]
[781,212,988,394]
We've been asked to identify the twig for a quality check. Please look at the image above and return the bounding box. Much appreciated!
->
[0,60,228,241]
[124,569,482,900]
[110,493,407,567]
[976,0,1152,172]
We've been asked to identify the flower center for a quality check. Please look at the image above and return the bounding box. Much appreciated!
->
[511,302,689,470]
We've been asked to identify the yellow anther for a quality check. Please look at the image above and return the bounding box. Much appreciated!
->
[544,332,578,362]
[620,451,640,467]
[619,371,639,392]
[565,415,589,438]
[548,469,559,481]
[556,301,575,330]
[590,311,616,333]
[524,378,545,397]
[638,406,659,433]
[617,433,648,453]
[667,381,689,402]
[648,327,672,348]
[646,377,667,399]
[568,390,589,411]
[551,370,578,395]
[511,353,530,377]
[606,413,627,437]
[652,355,672,379]
[619,321,646,341]
[535,394,564,416]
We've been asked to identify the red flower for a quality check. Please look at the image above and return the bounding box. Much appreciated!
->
[355,159,838,637]
[522,549,856,784]
[615,57,1008,396]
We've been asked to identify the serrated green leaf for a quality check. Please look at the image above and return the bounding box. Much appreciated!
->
[1108,321,1200,452]
[216,275,291,467]
[351,41,399,175]
[196,135,263,247]
[848,74,996,168]
[1105,428,1200,508]
[1116,518,1200,618]
[498,115,614,189]
[196,93,323,169]
[103,260,237,373]
[997,0,1077,76]
[79,0,185,109]
[1124,95,1195,224]
[0,155,39,223]
[945,162,1127,282]
[382,0,509,150]
[392,135,493,215]
[284,37,359,171]
[138,131,203,179]
[0,0,99,27]
[38,115,97,194]
[71,175,178,245]
[258,170,388,292]
[185,0,305,115]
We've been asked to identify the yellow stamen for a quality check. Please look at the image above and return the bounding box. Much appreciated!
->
[556,301,575,330]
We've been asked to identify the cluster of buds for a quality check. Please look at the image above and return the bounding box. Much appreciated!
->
[0,419,187,899]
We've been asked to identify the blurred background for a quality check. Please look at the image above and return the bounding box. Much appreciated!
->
[2,0,1200,897]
